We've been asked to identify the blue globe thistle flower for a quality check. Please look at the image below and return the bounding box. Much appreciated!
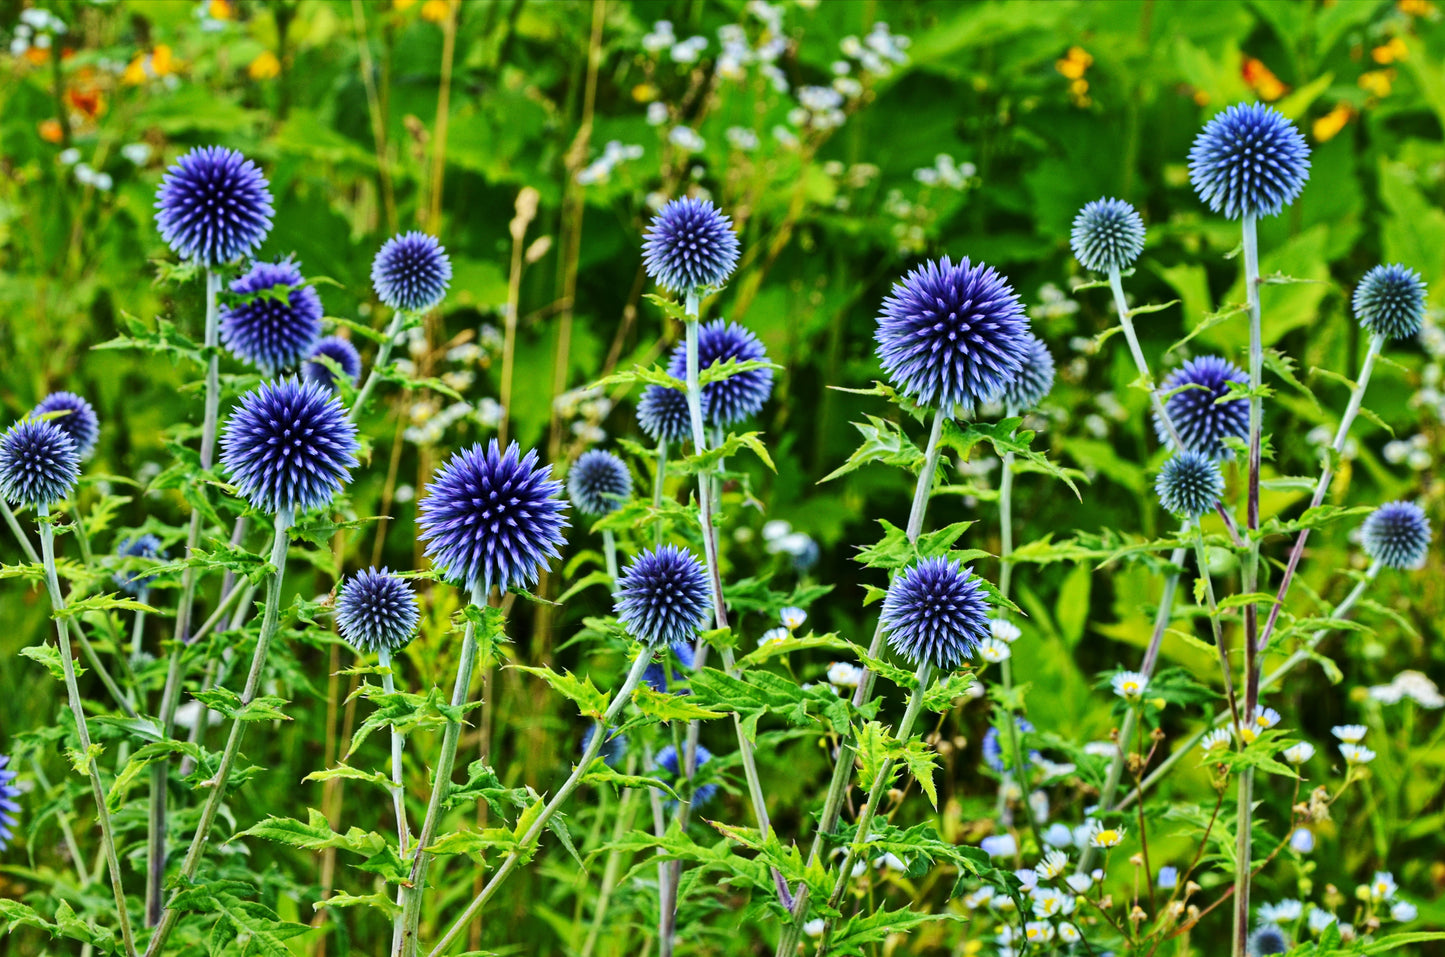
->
[568,449,633,517]
[581,725,627,767]
[653,744,718,808]
[154,146,274,266]
[418,440,569,592]
[642,197,741,293]
[371,231,452,313]
[1155,355,1250,458]
[1155,451,1223,520]
[666,320,773,428]
[302,336,363,391]
[614,544,712,646]
[875,257,1030,411]
[982,718,1039,774]
[637,385,692,443]
[1248,924,1289,956]
[1361,501,1432,570]
[1353,264,1427,341]
[0,419,79,508]
[0,753,18,852]
[881,557,991,671]
[32,392,99,460]
[219,259,324,375]
[1188,103,1310,219]
[643,642,697,694]
[1070,198,1146,273]
[220,378,359,515]
[997,333,1055,410]
[114,534,166,596]
[336,567,421,655]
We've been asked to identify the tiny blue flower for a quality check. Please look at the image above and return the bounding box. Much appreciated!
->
[637,385,692,443]
[114,534,166,596]
[219,259,324,375]
[0,419,79,508]
[1353,263,1427,341]
[875,257,1030,411]
[302,336,363,391]
[1247,924,1289,956]
[642,197,741,292]
[1157,866,1178,890]
[372,231,452,313]
[653,744,718,808]
[31,392,99,460]
[980,834,1016,858]
[1070,198,1146,273]
[0,753,18,852]
[220,378,359,515]
[581,725,627,767]
[1156,355,1250,459]
[1361,501,1432,570]
[1155,451,1222,520]
[1290,829,1315,853]
[1189,103,1310,219]
[881,557,991,671]
[568,449,633,517]
[666,320,773,428]
[418,440,569,593]
[982,718,1039,774]
[997,333,1055,410]
[154,145,274,266]
[614,544,712,646]
[336,567,420,655]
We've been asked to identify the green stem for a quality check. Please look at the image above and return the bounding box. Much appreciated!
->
[601,528,619,583]
[3,500,40,563]
[380,646,413,955]
[352,310,408,419]
[579,755,641,957]
[652,439,668,547]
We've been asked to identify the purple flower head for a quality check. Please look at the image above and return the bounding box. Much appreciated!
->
[303,336,363,392]
[876,257,1030,411]
[881,557,991,671]
[1155,451,1222,520]
[0,753,18,852]
[1248,924,1289,956]
[982,718,1038,773]
[154,146,274,266]
[336,567,421,654]
[371,231,452,313]
[1361,501,1431,570]
[614,544,712,646]
[418,440,569,592]
[1155,356,1250,459]
[643,641,697,693]
[32,392,99,460]
[220,378,359,515]
[1353,264,1427,341]
[0,419,79,508]
[642,197,741,293]
[1189,103,1310,219]
[637,385,691,443]
[114,534,166,596]
[1071,198,1146,273]
[666,320,773,428]
[997,333,1055,410]
[220,259,324,375]
[653,743,718,808]
[568,449,632,517]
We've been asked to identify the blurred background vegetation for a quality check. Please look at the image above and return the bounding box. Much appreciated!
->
[1,0,1443,952]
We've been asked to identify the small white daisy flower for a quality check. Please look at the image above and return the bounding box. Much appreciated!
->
[1331,724,1367,744]
[976,637,1011,663]
[1201,728,1231,753]
[1112,670,1148,702]
[780,606,807,630]
[1339,743,1376,765]
[1088,823,1125,848]
[1369,871,1397,902]
[1036,848,1068,880]
[1283,742,1315,764]
[991,619,1022,643]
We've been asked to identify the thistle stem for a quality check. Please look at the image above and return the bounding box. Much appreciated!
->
[601,528,619,583]
[379,648,412,856]
[579,766,642,957]
[1192,530,1241,736]
[129,590,149,671]
[353,310,409,419]
[2,500,40,563]
[653,439,668,547]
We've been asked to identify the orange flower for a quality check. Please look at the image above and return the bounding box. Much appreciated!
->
[248,51,281,80]
[1372,37,1409,63]
[1313,103,1354,142]
[1055,46,1093,80]
[208,0,235,20]
[67,86,105,120]
[23,46,50,65]
[1242,57,1288,101]
[39,119,63,143]
[122,44,178,86]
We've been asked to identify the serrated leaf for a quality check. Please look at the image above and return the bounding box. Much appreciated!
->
[513,664,609,718]
[632,685,725,721]
[20,643,79,680]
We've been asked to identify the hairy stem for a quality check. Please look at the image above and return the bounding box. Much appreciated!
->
[601,528,619,583]
[352,310,408,419]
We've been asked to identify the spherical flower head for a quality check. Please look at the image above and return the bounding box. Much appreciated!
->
[1156,355,1250,459]
[581,725,627,767]
[637,385,691,443]
[1353,263,1427,340]
[614,544,712,646]
[219,259,324,375]
[418,440,569,592]
[1070,198,1146,273]
[1189,103,1310,219]
[372,231,452,313]
[220,378,359,515]
[303,336,363,392]
[336,567,420,655]
[0,419,79,508]
[876,256,1029,411]
[1361,501,1432,570]
[154,145,274,266]
[1155,451,1222,520]
[0,753,18,852]
[114,534,166,596]
[32,392,99,460]
[997,333,1055,410]
[881,557,990,670]
[982,718,1038,773]
[1248,924,1289,956]
[643,642,696,694]
[653,743,718,808]
[642,197,741,292]
[666,320,773,427]
[568,449,632,517]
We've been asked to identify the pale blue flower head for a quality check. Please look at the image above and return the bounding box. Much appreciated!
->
[336,567,420,655]
[32,392,99,460]
[1070,198,1145,273]
[1361,501,1431,570]
[0,419,79,508]
[1353,264,1427,341]
[642,197,741,292]
[614,545,712,646]
[1189,103,1310,219]
[1155,451,1222,520]
[372,231,452,312]
[220,378,358,515]
[154,145,274,265]
[568,449,632,517]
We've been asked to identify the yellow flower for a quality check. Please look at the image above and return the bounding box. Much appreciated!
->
[1372,36,1410,63]
[1313,104,1353,142]
[394,0,418,9]
[1359,69,1395,99]
[632,83,658,103]
[151,44,174,76]
[421,0,452,22]
[1055,46,1092,80]
[248,51,281,80]
[209,0,234,20]
[1242,57,1287,101]
[1398,0,1434,16]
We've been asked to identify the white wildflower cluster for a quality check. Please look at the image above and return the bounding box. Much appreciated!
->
[725,126,760,152]
[838,22,910,77]
[761,519,818,570]
[551,385,613,445]
[58,150,115,192]
[1411,307,1445,423]
[1368,670,1444,708]
[1030,284,1082,325]
[121,142,153,166]
[1382,432,1433,471]
[667,126,706,153]
[577,141,645,185]
[789,85,846,131]
[404,400,476,447]
[1307,424,1359,462]
[8,7,66,57]
[912,154,976,189]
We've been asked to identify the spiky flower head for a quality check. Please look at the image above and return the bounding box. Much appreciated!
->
[1361,501,1432,570]
[418,440,569,592]
[881,557,991,671]
[614,544,712,646]
[666,320,773,427]
[0,753,17,852]
[581,725,627,767]
[644,642,697,693]
[1070,198,1146,273]
[636,385,691,443]
[653,743,718,808]
[1188,103,1310,219]
[154,145,274,266]
[1248,924,1289,956]
[568,449,633,517]
[876,257,1030,411]
[1155,355,1250,458]
[982,718,1038,773]
[220,378,358,515]
[371,231,452,313]
[642,197,741,292]
[336,567,420,655]
[32,392,99,460]
[114,534,166,596]
[219,259,324,375]
[1155,451,1222,520]
[997,333,1056,410]
[1353,264,1427,341]
[302,336,363,392]
[0,419,79,507]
